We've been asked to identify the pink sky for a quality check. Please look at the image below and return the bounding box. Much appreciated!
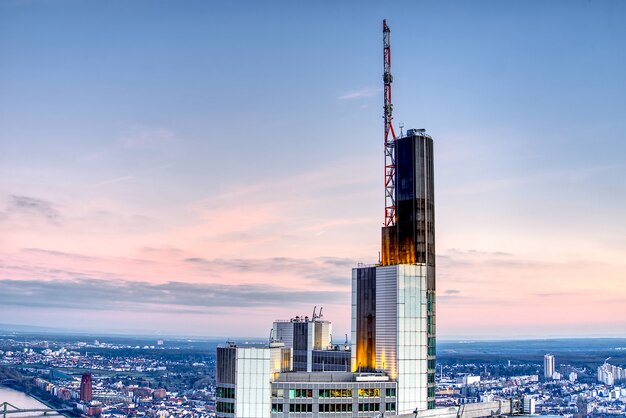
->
[1,1,625,340]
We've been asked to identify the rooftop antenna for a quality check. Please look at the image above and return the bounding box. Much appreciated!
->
[319,307,323,318]
[383,19,397,228]
[312,306,317,319]
[399,122,404,137]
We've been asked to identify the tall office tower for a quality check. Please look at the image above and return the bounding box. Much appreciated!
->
[544,354,555,380]
[353,128,437,413]
[352,19,437,414]
[80,373,93,402]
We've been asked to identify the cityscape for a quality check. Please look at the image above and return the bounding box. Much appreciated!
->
[1,2,625,418]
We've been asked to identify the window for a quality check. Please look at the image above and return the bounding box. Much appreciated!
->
[319,389,352,398]
[428,387,435,398]
[289,404,312,413]
[386,402,396,411]
[358,388,380,397]
[358,403,380,412]
[385,388,396,397]
[271,403,283,413]
[289,389,313,398]
[319,404,352,413]
[272,388,284,398]
[216,387,235,399]
[216,402,234,414]
[428,373,435,384]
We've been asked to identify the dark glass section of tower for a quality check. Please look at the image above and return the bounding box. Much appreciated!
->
[216,346,236,384]
[293,321,309,371]
[381,129,435,269]
[354,266,376,371]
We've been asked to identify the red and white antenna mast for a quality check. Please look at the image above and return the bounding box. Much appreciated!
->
[383,19,397,227]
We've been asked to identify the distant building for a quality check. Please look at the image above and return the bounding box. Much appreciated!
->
[598,363,625,385]
[456,375,481,386]
[544,354,555,380]
[153,388,167,399]
[80,373,93,402]
[523,396,536,415]
[85,401,102,416]
[569,372,578,382]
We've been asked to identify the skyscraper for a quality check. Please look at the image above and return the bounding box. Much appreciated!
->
[352,128,437,412]
[544,354,555,380]
[80,373,93,402]
[215,20,437,417]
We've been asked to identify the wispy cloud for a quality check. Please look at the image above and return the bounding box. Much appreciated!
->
[92,175,135,187]
[4,195,60,223]
[338,87,381,101]
[0,279,346,312]
[21,248,97,262]
[119,127,176,149]
[184,256,354,286]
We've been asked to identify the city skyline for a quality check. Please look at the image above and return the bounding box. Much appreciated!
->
[1,1,625,339]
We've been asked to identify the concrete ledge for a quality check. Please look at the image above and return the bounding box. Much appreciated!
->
[392,400,514,418]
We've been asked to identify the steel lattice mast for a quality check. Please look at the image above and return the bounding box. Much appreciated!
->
[383,19,397,227]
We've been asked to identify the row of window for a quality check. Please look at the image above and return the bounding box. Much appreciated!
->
[216,401,234,414]
[216,387,235,399]
[272,387,394,399]
[319,404,352,413]
[357,388,380,398]
[358,403,380,412]
[289,404,313,413]
[289,389,313,398]
[319,389,352,398]
[270,402,395,414]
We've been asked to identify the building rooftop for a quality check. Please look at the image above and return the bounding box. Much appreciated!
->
[274,371,389,383]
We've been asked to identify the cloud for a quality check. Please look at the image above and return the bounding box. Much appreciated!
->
[21,248,97,261]
[119,127,176,149]
[0,279,346,312]
[6,195,60,222]
[183,256,354,286]
[92,175,135,187]
[444,289,461,295]
[444,249,513,257]
[338,87,381,101]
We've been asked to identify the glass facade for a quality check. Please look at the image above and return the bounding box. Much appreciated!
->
[351,266,376,372]
[311,350,350,372]
[270,378,396,418]
[375,264,430,413]
[381,130,435,267]
[217,346,288,418]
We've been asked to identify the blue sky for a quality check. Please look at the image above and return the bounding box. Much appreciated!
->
[1,1,625,338]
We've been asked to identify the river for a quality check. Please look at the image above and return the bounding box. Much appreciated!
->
[0,386,62,418]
